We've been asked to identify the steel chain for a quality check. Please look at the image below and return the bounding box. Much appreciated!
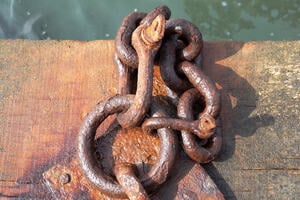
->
[78,5,222,199]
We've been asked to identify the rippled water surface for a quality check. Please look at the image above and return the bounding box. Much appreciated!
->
[0,0,299,41]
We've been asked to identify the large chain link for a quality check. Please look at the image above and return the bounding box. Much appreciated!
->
[78,5,222,199]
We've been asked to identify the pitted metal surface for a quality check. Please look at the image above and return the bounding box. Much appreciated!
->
[76,5,223,199]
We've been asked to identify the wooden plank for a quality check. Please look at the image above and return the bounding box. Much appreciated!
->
[0,40,299,199]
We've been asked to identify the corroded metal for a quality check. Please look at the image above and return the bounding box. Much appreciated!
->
[142,115,216,139]
[165,18,203,61]
[159,18,203,93]
[43,152,224,199]
[178,61,221,118]
[178,88,222,163]
[76,5,223,199]
[114,163,149,200]
[78,95,178,198]
[115,5,171,68]
[115,12,146,68]
[116,14,166,128]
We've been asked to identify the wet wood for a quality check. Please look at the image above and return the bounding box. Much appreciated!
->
[0,40,299,199]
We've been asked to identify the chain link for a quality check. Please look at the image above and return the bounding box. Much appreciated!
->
[78,5,222,199]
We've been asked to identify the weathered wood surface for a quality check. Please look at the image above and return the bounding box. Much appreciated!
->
[0,40,299,199]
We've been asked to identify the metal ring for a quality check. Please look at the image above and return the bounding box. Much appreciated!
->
[166,18,203,61]
[78,95,178,198]
[159,34,193,93]
[179,61,221,118]
[140,5,171,25]
[178,88,222,163]
[115,5,171,68]
[159,35,203,94]
[115,12,147,68]
[114,53,137,95]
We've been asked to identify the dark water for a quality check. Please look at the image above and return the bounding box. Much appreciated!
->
[0,0,299,41]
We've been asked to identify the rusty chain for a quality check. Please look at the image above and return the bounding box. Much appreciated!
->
[78,5,222,199]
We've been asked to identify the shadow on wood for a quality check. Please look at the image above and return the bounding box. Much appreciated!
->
[202,42,275,199]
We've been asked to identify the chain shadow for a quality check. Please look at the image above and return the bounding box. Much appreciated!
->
[200,41,275,199]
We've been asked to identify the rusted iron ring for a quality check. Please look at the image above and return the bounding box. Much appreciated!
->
[140,5,171,26]
[178,61,221,117]
[159,21,203,93]
[116,14,166,128]
[115,12,146,68]
[178,88,222,163]
[159,34,193,93]
[78,95,178,198]
[115,5,171,68]
[166,18,203,61]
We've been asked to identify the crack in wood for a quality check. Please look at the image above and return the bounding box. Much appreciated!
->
[241,168,300,171]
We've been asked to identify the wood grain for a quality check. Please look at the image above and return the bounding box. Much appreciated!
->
[0,40,299,199]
